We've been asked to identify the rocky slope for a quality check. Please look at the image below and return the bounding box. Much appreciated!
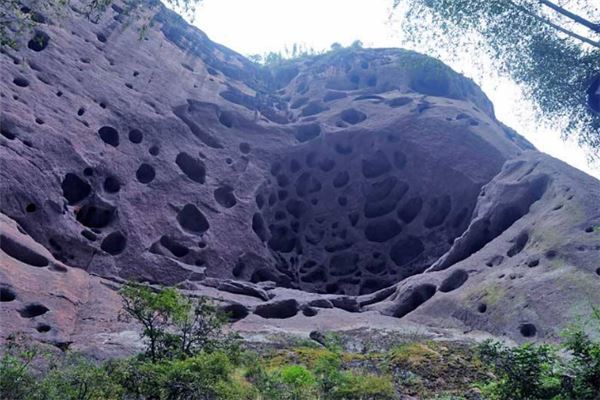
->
[1,0,599,357]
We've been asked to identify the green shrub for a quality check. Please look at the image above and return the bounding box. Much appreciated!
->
[329,372,396,400]
[561,328,600,399]
[313,350,395,399]
[0,336,37,400]
[120,282,240,362]
[478,340,561,400]
[279,365,318,399]
[33,354,121,400]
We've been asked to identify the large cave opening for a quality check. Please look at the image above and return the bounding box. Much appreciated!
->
[247,126,486,296]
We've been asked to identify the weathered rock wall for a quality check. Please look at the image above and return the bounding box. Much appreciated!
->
[1,0,598,354]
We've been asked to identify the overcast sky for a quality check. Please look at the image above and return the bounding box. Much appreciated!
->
[189,0,599,179]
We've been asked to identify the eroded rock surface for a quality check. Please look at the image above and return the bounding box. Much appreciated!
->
[1,0,599,356]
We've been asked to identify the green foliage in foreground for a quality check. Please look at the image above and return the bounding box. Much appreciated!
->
[1,284,599,399]
[477,323,600,399]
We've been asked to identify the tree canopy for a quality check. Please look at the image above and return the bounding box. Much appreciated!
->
[393,0,600,159]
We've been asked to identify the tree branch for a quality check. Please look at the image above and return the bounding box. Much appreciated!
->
[538,0,600,33]
[508,0,600,48]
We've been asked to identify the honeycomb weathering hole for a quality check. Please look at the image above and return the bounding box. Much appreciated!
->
[0,234,49,267]
[0,287,17,302]
[390,284,437,318]
[249,131,488,295]
[103,176,121,193]
[98,126,119,147]
[19,303,49,318]
[136,164,155,184]
[340,108,367,125]
[439,269,469,292]
[520,323,537,337]
[176,152,206,183]
[76,202,115,228]
[128,129,143,143]
[177,204,209,234]
[214,186,237,208]
[101,231,127,255]
[28,31,49,52]
[62,173,91,205]
[36,323,52,333]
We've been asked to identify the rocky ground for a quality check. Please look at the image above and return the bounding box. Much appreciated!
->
[1,0,599,360]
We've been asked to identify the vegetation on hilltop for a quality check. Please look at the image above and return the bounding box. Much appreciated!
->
[393,0,600,159]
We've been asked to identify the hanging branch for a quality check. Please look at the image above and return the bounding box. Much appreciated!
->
[538,0,600,33]
[507,0,600,48]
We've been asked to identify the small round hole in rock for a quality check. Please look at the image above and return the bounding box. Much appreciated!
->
[149,145,160,156]
[62,173,91,204]
[302,307,318,317]
[0,287,16,302]
[214,186,237,208]
[477,303,487,313]
[585,226,594,233]
[440,269,469,293]
[77,107,85,116]
[13,77,29,87]
[36,323,51,333]
[177,204,209,234]
[19,303,49,318]
[128,129,143,143]
[519,323,537,337]
[96,32,107,43]
[28,31,49,52]
[219,111,234,128]
[50,264,67,273]
[98,126,119,147]
[340,108,367,125]
[1,234,49,267]
[176,152,205,183]
[76,203,115,228]
[103,176,120,193]
[1,128,16,140]
[101,231,127,255]
[26,203,36,213]
[239,142,251,154]
[81,230,97,241]
[221,303,248,322]
[545,250,558,259]
[527,258,540,268]
[83,167,94,176]
[136,163,155,184]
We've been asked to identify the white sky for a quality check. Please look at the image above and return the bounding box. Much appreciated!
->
[190,0,599,179]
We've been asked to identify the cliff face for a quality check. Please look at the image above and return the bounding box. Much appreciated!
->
[1,1,599,356]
